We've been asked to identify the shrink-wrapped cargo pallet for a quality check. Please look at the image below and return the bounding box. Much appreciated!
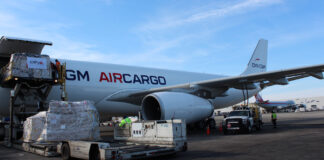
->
[23,112,47,142]
[23,100,100,142]
[2,53,52,82]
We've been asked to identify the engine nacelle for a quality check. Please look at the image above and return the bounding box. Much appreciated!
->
[141,92,214,124]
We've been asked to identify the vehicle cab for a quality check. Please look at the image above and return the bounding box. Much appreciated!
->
[222,107,254,134]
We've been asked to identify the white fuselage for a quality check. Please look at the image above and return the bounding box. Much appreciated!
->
[0,59,260,120]
[256,100,295,109]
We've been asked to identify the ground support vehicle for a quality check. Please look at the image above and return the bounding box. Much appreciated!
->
[16,120,187,160]
[0,37,67,144]
[58,119,186,160]
[222,105,263,134]
[57,140,179,160]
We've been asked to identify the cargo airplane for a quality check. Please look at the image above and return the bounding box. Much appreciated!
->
[255,93,295,112]
[0,36,324,124]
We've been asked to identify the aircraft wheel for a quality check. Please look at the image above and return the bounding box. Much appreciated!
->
[90,145,101,160]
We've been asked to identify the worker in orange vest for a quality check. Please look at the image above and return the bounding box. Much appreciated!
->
[55,59,61,79]
[50,62,57,80]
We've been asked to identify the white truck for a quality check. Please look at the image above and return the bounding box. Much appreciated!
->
[222,106,262,134]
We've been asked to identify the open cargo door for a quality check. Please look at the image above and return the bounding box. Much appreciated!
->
[0,36,52,68]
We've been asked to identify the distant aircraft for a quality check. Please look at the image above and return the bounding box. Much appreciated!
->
[0,36,324,125]
[255,93,295,111]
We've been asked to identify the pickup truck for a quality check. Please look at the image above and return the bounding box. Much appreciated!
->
[222,106,262,134]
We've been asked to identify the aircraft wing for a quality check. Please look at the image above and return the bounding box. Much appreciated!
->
[196,63,324,88]
[107,63,324,105]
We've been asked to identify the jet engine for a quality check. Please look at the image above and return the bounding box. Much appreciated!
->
[141,92,214,124]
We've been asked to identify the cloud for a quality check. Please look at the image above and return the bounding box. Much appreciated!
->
[0,8,189,71]
[0,0,285,71]
[140,0,282,31]
[0,9,96,60]
[0,0,196,69]
[132,0,284,71]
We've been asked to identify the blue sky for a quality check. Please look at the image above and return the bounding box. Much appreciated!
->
[1,0,324,100]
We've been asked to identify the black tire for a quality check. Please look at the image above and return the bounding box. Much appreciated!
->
[61,143,71,160]
[89,145,101,160]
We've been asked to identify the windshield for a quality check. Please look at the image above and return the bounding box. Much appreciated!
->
[228,111,249,117]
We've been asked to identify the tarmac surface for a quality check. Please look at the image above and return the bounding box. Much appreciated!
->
[1,111,324,160]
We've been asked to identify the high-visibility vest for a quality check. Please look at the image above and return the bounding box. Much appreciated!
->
[119,117,132,127]
[272,113,277,120]
[125,117,132,124]
[119,119,126,127]
[56,61,61,69]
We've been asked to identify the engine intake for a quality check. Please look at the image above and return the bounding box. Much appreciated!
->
[141,92,214,124]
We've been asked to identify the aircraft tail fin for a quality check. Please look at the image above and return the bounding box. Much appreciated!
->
[241,39,268,75]
[255,93,264,103]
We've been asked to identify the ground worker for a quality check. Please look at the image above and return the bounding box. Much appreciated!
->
[271,111,277,128]
[50,62,57,80]
[119,116,132,127]
[55,59,61,78]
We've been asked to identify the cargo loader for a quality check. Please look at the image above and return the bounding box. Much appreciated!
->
[0,36,68,144]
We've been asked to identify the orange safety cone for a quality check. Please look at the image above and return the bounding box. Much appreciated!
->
[219,123,223,133]
[206,125,210,135]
